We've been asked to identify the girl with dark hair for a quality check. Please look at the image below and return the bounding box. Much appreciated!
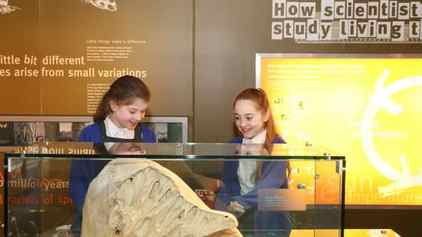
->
[81,74,154,142]
[69,75,156,235]
[216,88,291,236]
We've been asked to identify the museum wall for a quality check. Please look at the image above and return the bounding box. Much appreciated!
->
[2,0,421,142]
[0,0,194,137]
[194,0,421,142]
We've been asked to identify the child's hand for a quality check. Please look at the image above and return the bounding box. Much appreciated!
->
[236,144,269,155]
[226,201,246,217]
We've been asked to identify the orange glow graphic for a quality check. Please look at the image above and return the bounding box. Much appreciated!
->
[258,55,422,205]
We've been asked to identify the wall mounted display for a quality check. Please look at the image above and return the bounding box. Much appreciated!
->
[256,53,422,206]
[0,0,193,116]
[271,0,422,44]
[0,116,188,145]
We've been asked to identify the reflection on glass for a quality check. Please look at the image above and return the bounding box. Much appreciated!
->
[4,142,343,237]
[215,144,292,237]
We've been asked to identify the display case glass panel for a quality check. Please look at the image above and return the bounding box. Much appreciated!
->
[4,143,345,237]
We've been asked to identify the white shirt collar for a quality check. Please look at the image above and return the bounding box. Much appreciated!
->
[104,116,135,140]
[238,130,266,195]
[242,129,266,144]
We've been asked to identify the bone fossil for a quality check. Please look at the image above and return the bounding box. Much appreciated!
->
[83,0,117,12]
[0,0,19,15]
[82,159,242,237]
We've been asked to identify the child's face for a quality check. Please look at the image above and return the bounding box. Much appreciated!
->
[109,98,148,130]
[233,99,268,139]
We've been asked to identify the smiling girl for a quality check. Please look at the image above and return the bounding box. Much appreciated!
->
[70,75,156,235]
[216,88,291,236]
[80,75,155,143]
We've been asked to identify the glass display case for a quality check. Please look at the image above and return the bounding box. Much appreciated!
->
[3,142,345,237]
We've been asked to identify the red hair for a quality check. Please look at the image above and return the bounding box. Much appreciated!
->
[232,88,280,151]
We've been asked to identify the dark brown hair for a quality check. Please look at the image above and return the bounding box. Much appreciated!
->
[232,88,280,151]
[94,75,151,122]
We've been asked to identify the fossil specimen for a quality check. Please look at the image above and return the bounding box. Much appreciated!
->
[82,159,242,237]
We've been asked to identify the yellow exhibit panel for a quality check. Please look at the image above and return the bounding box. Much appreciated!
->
[289,229,400,237]
[258,55,422,205]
